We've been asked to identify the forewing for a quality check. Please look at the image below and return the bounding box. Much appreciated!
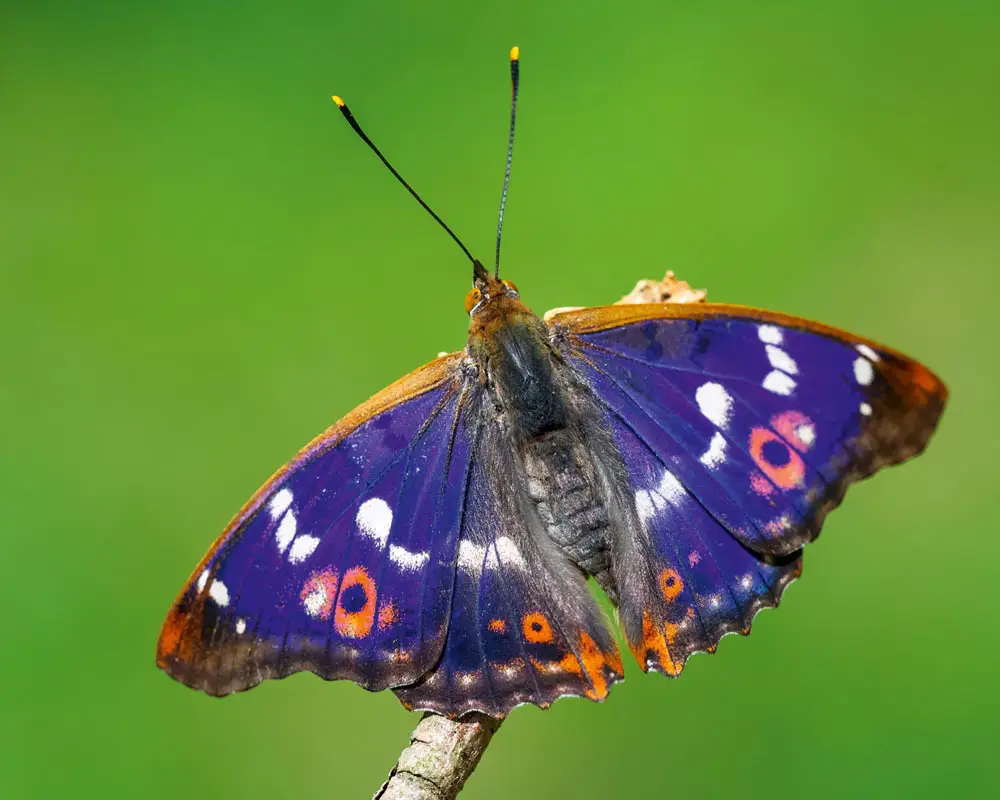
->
[552,303,946,674]
[157,354,475,696]
[556,303,946,554]
[395,395,624,718]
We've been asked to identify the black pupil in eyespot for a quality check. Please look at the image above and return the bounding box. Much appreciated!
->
[762,440,790,467]
[341,583,367,613]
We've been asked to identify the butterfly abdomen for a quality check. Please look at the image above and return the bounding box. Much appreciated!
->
[466,299,630,612]
[523,431,614,586]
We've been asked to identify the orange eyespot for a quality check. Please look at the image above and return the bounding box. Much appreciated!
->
[501,279,519,294]
[334,566,377,639]
[464,288,482,314]
[522,612,553,643]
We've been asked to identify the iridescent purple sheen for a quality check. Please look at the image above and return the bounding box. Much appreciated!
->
[554,312,944,671]
[607,403,802,658]
[169,378,476,695]
[161,303,944,711]
[395,432,623,717]
[570,317,900,554]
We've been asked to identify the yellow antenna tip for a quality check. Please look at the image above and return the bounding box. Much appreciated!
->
[510,46,519,62]
[331,95,345,107]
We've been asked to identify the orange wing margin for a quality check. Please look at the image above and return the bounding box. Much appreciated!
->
[548,302,948,408]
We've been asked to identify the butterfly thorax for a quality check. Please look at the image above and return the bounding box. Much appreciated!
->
[467,289,616,591]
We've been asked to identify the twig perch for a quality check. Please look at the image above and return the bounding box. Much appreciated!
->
[375,271,706,800]
[374,713,501,799]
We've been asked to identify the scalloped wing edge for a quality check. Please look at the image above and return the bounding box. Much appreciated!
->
[397,671,627,720]
[634,555,803,679]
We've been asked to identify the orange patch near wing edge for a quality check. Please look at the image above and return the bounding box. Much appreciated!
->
[892,357,950,408]
[630,611,682,676]
[577,632,619,700]
[488,618,507,634]
[157,605,196,665]
[532,634,622,701]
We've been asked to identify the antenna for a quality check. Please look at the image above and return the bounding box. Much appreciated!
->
[331,95,480,269]
[494,46,520,278]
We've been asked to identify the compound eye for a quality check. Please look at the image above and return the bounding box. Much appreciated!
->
[464,288,482,314]
[501,279,519,295]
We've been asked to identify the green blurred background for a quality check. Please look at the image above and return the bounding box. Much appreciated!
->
[3,1,998,797]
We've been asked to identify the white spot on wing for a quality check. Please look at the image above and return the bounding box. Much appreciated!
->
[303,585,327,618]
[494,537,526,570]
[457,540,485,573]
[700,431,727,468]
[635,468,686,523]
[209,580,230,607]
[657,469,685,502]
[856,343,880,362]
[765,344,798,375]
[269,488,293,519]
[356,498,392,548]
[758,324,783,345]
[275,511,297,554]
[389,544,430,572]
[854,357,874,385]
[196,569,209,593]
[635,490,657,523]
[796,424,816,447]
[235,618,247,635]
[763,370,796,395]
[695,382,734,428]
[860,402,873,416]
[288,534,320,565]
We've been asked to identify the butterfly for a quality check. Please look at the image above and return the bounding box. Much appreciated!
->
[156,48,947,718]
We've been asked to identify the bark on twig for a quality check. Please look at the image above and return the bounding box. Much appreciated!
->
[376,270,706,799]
[374,713,501,799]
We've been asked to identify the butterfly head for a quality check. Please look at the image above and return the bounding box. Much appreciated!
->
[466,260,521,317]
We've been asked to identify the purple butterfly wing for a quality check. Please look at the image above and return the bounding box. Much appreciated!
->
[551,303,946,674]
[395,392,624,717]
[157,354,475,696]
